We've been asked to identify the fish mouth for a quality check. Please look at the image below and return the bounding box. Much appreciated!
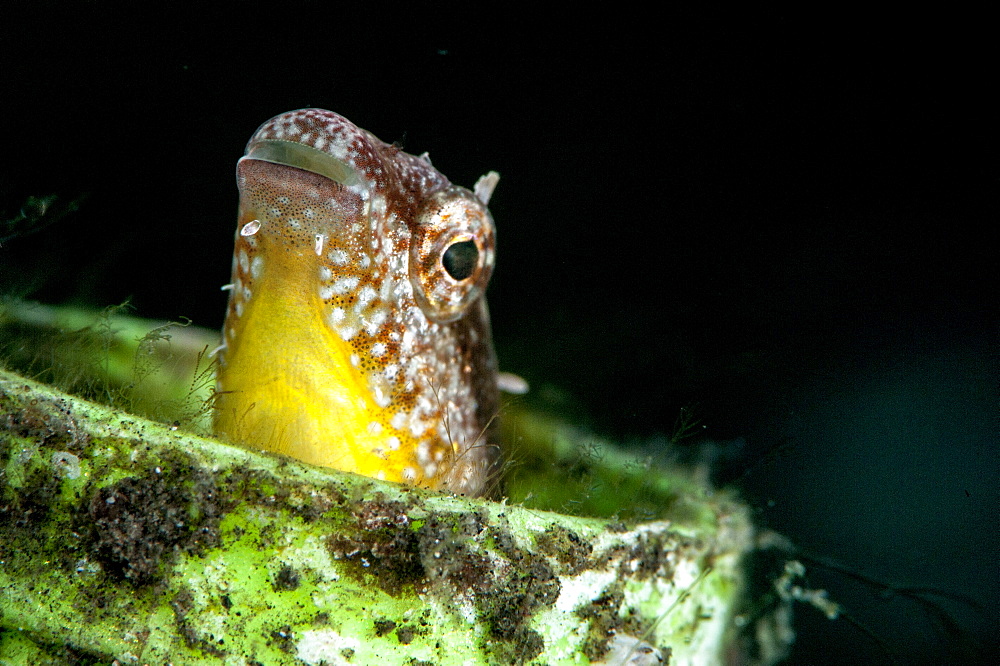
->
[243,139,360,187]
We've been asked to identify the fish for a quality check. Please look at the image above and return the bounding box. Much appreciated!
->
[213,109,502,497]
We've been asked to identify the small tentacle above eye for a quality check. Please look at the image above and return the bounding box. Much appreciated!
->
[409,186,496,323]
[474,171,500,205]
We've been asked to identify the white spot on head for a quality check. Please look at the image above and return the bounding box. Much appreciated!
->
[371,342,387,357]
[241,219,261,236]
[356,285,378,309]
[338,322,360,341]
[380,278,397,302]
[329,307,346,324]
[329,249,349,265]
[402,466,416,481]
[415,439,431,462]
[368,421,383,435]
[367,307,387,329]
[250,255,264,279]
[401,330,416,352]
[319,265,332,281]
[333,276,360,295]
[371,382,391,408]
[388,253,406,273]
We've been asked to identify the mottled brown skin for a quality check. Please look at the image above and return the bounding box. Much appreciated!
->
[214,109,501,496]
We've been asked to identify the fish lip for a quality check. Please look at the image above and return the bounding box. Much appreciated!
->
[242,139,360,188]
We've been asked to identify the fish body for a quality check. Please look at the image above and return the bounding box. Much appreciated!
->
[214,109,500,496]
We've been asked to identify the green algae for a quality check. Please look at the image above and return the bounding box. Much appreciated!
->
[0,303,794,664]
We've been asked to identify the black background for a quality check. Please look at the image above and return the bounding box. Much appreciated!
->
[2,7,997,663]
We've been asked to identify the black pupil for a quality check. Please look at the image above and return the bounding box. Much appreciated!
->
[441,240,479,281]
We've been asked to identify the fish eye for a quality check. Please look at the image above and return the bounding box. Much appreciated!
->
[441,239,479,281]
[409,187,495,323]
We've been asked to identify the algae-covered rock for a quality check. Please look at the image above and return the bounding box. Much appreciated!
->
[0,303,793,665]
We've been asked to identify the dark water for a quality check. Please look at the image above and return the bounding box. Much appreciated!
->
[3,9,996,663]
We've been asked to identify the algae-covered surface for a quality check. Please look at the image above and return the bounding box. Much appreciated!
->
[0,303,792,665]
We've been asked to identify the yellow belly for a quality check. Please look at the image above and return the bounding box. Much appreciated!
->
[214,240,417,483]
